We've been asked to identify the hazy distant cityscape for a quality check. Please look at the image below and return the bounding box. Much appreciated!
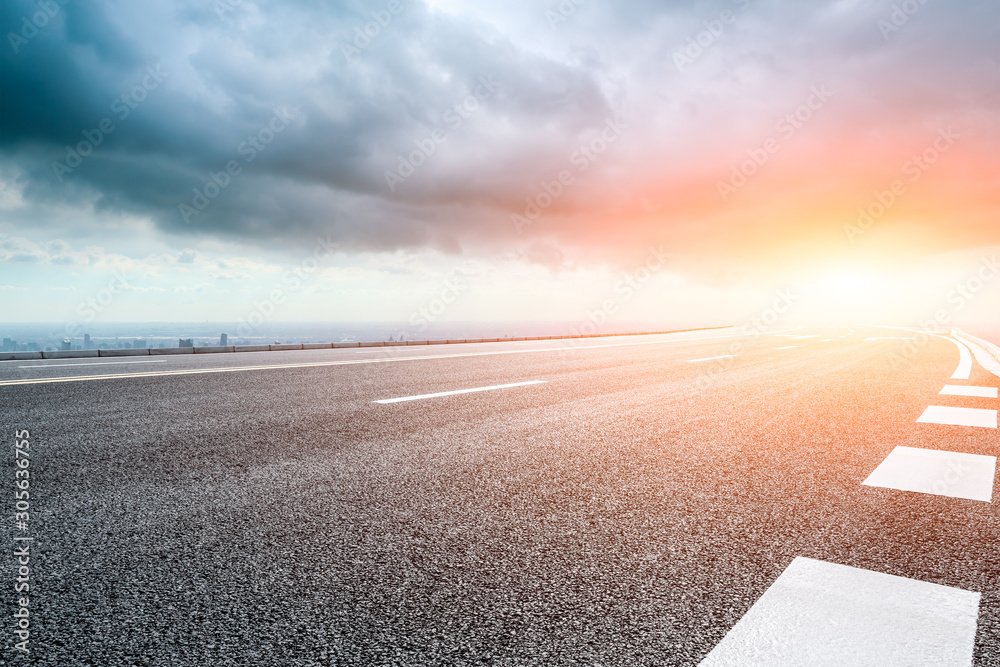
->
[0,320,703,353]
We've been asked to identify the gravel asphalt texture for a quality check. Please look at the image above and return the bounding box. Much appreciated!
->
[1,327,998,665]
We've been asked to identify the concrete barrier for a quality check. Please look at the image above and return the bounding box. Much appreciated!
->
[427,340,448,345]
[302,343,333,350]
[150,347,194,355]
[233,345,270,353]
[43,350,99,359]
[0,352,43,361]
[359,341,384,347]
[333,342,360,348]
[194,346,235,354]
[99,348,150,357]
[269,344,303,351]
[405,340,429,345]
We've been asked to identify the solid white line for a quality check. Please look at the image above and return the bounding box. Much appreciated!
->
[821,339,833,342]
[775,346,799,350]
[953,329,1000,379]
[699,557,980,666]
[940,385,998,398]
[947,336,974,380]
[0,332,753,387]
[18,360,168,369]
[373,380,547,404]
[917,406,997,429]
[687,355,735,363]
[926,334,972,380]
[863,446,996,502]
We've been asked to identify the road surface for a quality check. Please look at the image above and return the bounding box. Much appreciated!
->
[2,326,998,665]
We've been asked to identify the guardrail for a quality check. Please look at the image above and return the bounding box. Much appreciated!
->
[0,326,732,362]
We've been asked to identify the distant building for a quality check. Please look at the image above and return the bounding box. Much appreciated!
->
[179,338,194,348]
[2,337,14,352]
[60,340,72,351]
[83,334,92,349]
[133,339,147,349]
[219,333,228,346]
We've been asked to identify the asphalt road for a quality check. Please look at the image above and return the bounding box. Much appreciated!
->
[1,326,998,666]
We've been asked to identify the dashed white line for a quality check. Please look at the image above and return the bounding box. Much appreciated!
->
[699,557,981,666]
[774,346,799,350]
[18,360,168,368]
[863,446,996,502]
[917,406,997,429]
[940,385,999,399]
[373,380,547,404]
[686,355,735,363]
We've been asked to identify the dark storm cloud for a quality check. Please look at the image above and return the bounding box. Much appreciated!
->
[1,0,612,252]
[1,0,999,265]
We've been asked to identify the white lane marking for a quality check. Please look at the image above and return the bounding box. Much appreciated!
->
[821,338,833,342]
[687,355,735,363]
[864,337,917,341]
[18,360,168,369]
[699,557,980,666]
[373,380,547,404]
[917,406,997,429]
[0,332,752,387]
[862,446,996,502]
[775,346,799,350]
[788,335,820,339]
[952,329,1000,380]
[940,385,999,398]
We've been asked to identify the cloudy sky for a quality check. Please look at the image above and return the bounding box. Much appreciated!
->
[2,0,998,332]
